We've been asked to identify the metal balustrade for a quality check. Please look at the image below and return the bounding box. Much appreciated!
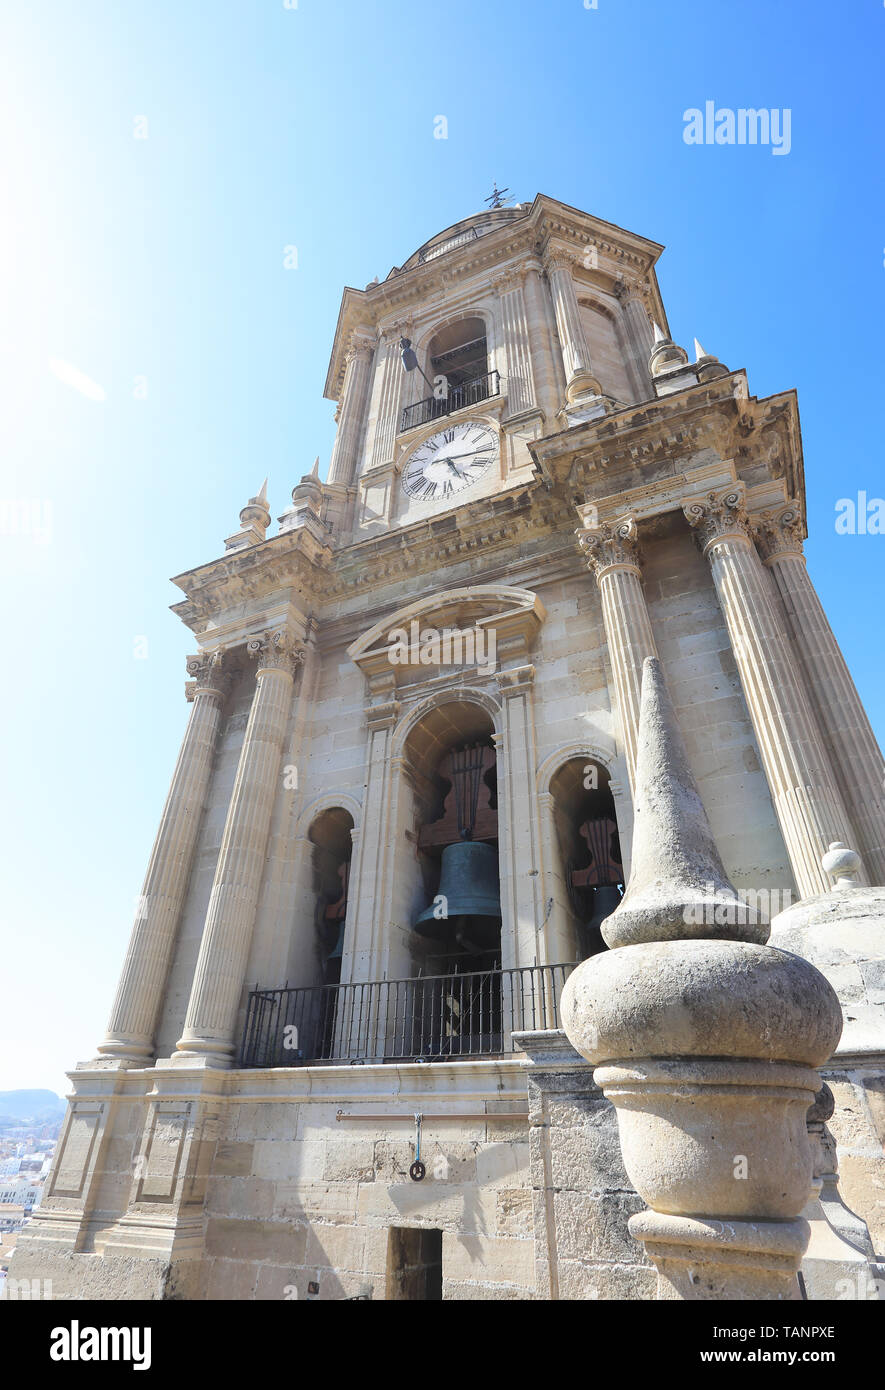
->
[399,369,500,434]
[239,962,575,1068]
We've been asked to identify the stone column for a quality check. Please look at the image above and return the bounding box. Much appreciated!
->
[98,652,229,1061]
[576,518,658,794]
[544,250,601,402]
[175,632,302,1065]
[327,335,374,487]
[685,488,863,898]
[496,663,546,982]
[755,504,885,886]
[521,258,562,425]
[366,329,405,466]
[494,271,536,416]
[615,278,655,401]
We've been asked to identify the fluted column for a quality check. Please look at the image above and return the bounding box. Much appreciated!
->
[494,271,536,416]
[545,249,601,402]
[175,632,302,1064]
[366,328,405,466]
[577,518,658,793]
[327,335,374,487]
[684,489,864,897]
[755,504,885,885]
[521,258,561,425]
[616,278,655,401]
[98,653,229,1060]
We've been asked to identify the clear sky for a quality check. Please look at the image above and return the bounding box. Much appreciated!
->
[1,0,882,1095]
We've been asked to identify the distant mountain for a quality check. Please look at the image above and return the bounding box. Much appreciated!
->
[0,1090,65,1122]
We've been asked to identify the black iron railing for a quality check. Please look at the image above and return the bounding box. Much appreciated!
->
[240,962,575,1068]
[400,370,500,434]
[416,226,481,264]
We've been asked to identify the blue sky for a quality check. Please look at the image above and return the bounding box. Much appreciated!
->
[1,0,882,1094]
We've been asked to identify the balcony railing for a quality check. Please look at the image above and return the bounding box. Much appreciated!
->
[239,962,575,1068]
[400,369,500,434]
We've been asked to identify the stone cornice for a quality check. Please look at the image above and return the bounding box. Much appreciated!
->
[529,377,805,510]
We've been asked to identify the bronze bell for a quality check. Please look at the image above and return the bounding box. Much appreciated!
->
[414,840,502,951]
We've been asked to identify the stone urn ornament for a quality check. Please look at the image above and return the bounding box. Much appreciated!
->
[561,657,843,1300]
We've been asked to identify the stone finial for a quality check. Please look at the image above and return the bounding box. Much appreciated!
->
[821,841,863,891]
[692,338,730,384]
[599,656,764,947]
[561,656,844,1301]
[648,323,689,380]
[224,479,272,552]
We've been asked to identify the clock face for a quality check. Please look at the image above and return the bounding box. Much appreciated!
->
[401,420,498,501]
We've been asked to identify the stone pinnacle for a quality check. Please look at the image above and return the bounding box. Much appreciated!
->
[601,656,766,948]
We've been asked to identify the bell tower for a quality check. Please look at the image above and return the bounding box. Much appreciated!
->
[13,192,885,1304]
[320,195,668,538]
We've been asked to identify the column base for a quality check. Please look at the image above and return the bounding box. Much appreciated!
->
[629,1210,808,1300]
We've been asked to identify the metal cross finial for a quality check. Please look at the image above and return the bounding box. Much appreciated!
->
[484,183,511,209]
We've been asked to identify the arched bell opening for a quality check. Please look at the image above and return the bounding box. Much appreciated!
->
[426,316,488,393]
[308,807,354,987]
[403,699,502,977]
[549,758,624,960]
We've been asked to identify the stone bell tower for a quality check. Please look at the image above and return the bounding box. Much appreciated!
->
[13,193,885,1302]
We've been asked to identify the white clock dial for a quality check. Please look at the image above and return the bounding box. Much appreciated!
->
[401,420,499,501]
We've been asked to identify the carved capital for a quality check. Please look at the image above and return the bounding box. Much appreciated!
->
[544,248,579,278]
[185,650,229,702]
[752,503,806,563]
[490,266,526,296]
[344,338,374,369]
[576,516,642,579]
[682,488,751,552]
[245,630,304,676]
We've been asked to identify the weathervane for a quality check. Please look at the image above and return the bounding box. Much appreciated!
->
[484,183,511,209]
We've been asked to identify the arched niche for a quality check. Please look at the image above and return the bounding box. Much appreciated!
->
[308,806,355,987]
[548,756,624,960]
[398,695,502,978]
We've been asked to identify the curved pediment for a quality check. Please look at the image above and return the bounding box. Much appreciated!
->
[347,585,546,688]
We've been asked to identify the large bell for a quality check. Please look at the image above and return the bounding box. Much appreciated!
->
[414,840,501,949]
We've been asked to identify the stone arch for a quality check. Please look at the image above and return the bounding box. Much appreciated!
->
[295,790,362,839]
[391,685,503,761]
[536,737,617,797]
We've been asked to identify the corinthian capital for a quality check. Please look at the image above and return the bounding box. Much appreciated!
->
[185,650,229,701]
[576,516,642,579]
[544,247,579,276]
[246,630,305,675]
[752,503,806,562]
[683,488,750,551]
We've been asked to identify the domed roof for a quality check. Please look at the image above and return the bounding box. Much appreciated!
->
[394,205,530,276]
